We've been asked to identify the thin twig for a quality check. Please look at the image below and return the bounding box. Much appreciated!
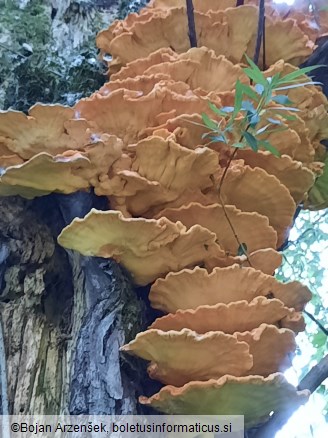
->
[286,211,328,249]
[216,148,253,266]
[304,310,328,336]
[186,0,197,48]
[253,0,265,65]
[262,16,266,69]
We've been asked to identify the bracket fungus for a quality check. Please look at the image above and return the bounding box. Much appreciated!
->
[121,328,253,386]
[139,373,310,428]
[0,104,90,160]
[1,0,326,428]
[150,296,304,335]
[58,209,225,285]
[156,202,278,254]
[149,264,312,313]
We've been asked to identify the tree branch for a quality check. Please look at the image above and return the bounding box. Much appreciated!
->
[298,354,328,393]
[253,354,328,438]
[304,310,328,337]
[186,0,197,48]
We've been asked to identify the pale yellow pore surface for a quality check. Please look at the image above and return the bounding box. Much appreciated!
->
[149,265,312,313]
[149,296,303,334]
[156,202,278,254]
[121,328,253,386]
[236,324,296,376]
[58,210,225,285]
[139,373,310,428]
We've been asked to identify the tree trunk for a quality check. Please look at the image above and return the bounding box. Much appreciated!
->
[0,193,145,415]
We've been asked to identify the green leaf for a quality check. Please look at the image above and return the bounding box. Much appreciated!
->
[276,65,326,85]
[259,140,281,157]
[254,83,265,95]
[243,131,258,152]
[239,83,260,101]
[232,79,244,119]
[256,124,271,135]
[243,67,268,87]
[208,101,228,117]
[267,117,282,125]
[275,81,322,91]
[220,106,234,113]
[271,95,293,105]
[278,113,298,121]
[270,73,282,88]
[244,54,268,86]
[210,134,227,143]
[270,106,300,112]
[201,113,218,130]
[237,242,248,256]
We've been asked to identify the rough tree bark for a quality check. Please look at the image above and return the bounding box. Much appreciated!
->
[0,193,146,415]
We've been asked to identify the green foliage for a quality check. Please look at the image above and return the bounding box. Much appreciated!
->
[277,210,328,420]
[201,56,322,157]
[0,0,107,111]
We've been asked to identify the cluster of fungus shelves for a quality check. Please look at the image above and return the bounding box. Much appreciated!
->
[1,0,328,429]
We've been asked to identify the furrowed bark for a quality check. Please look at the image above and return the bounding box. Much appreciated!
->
[0,194,144,415]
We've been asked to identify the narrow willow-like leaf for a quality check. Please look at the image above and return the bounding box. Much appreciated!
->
[220,106,235,113]
[243,67,268,86]
[267,117,282,125]
[232,80,244,119]
[244,54,268,86]
[208,101,228,117]
[243,131,258,151]
[210,134,227,143]
[271,106,300,112]
[256,124,271,135]
[271,95,292,105]
[259,140,281,157]
[275,81,322,91]
[201,113,218,130]
[278,113,298,121]
[276,65,325,85]
[239,83,260,101]
[254,83,265,95]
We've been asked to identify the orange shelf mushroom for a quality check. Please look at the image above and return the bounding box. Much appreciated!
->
[213,163,296,247]
[0,0,323,426]
[139,373,309,428]
[97,3,314,73]
[0,104,90,160]
[57,209,225,285]
[150,296,305,334]
[155,202,278,254]
[0,134,123,198]
[235,324,296,376]
[149,264,312,313]
[121,328,253,386]
[95,134,219,216]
